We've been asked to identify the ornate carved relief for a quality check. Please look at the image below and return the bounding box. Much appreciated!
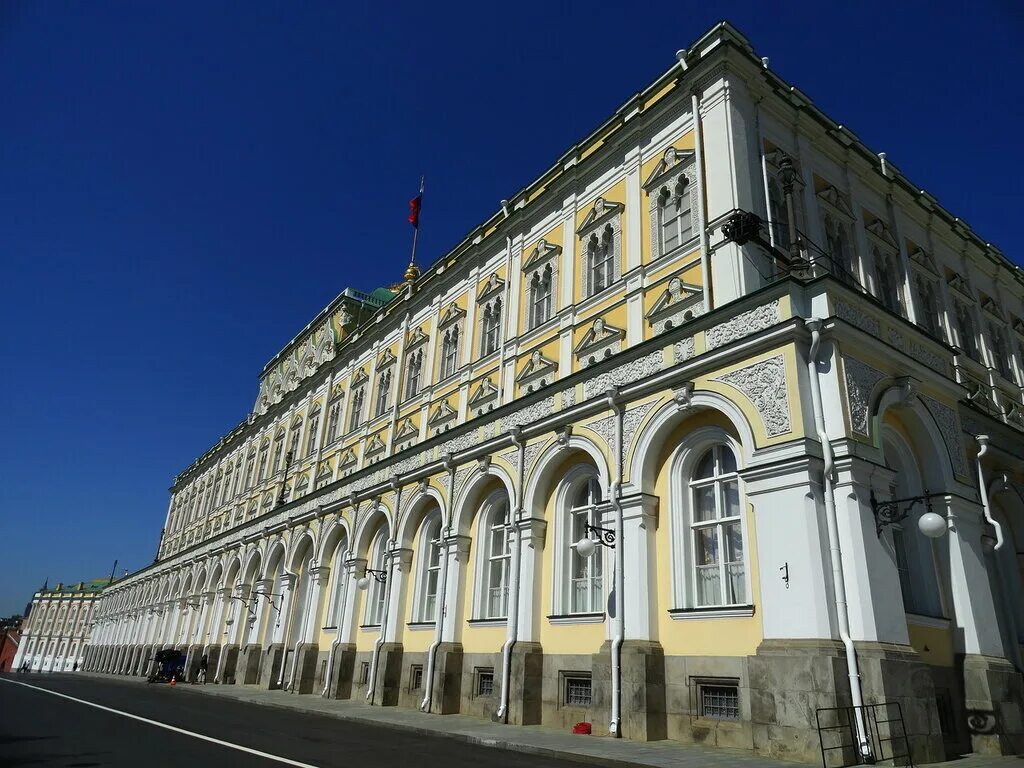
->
[835,301,881,337]
[623,401,658,458]
[674,337,695,364]
[705,301,781,351]
[583,350,665,399]
[842,356,888,435]
[713,355,792,437]
[920,395,968,477]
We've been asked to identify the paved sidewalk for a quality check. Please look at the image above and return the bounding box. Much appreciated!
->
[85,673,1021,768]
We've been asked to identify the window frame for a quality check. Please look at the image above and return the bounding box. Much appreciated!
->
[411,509,443,624]
[473,490,511,620]
[362,529,388,627]
[552,464,608,618]
[440,325,460,380]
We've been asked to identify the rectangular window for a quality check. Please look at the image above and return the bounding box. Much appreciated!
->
[476,668,494,697]
[410,665,423,691]
[563,674,592,707]
[440,328,459,379]
[359,661,370,685]
[698,680,740,720]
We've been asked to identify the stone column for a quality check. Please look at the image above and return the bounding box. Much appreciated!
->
[508,515,546,726]
[261,574,294,689]
[292,566,330,694]
[328,557,362,699]
[375,548,412,706]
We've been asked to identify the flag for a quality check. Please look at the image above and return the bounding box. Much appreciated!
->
[408,193,422,228]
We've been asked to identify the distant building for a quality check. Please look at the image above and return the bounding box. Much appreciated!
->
[13,580,108,672]
[0,616,24,672]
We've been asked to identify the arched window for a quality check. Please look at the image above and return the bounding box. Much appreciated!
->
[481,299,502,356]
[915,274,943,340]
[306,407,321,456]
[587,225,615,296]
[326,539,349,628]
[245,452,257,488]
[363,530,388,626]
[955,301,980,361]
[475,491,511,619]
[529,265,553,329]
[326,398,341,444]
[271,431,285,474]
[658,176,692,256]
[413,510,442,622]
[685,443,746,607]
[563,471,604,614]
[823,212,855,283]
[374,369,392,418]
[348,387,365,431]
[288,420,303,461]
[440,326,459,379]
[873,247,903,315]
[988,322,1017,383]
[405,350,423,399]
[767,177,790,249]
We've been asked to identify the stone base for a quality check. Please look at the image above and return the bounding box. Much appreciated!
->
[137,645,153,676]
[430,643,464,715]
[327,644,356,700]
[203,645,221,683]
[508,641,543,726]
[259,644,285,689]
[290,643,320,694]
[184,644,201,682]
[239,643,262,685]
[373,643,403,706]
[959,653,1024,756]
[218,644,239,684]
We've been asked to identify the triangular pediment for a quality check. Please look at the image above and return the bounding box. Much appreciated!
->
[316,461,332,478]
[865,218,898,251]
[523,238,562,271]
[643,146,695,189]
[947,272,974,299]
[428,399,458,425]
[477,272,506,303]
[365,434,386,455]
[981,296,1004,320]
[338,448,357,467]
[516,349,558,384]
[907,246,938,275]
[406,327,429,349]
[1012,316,1024,337]
[351,368,369,387]
[396,417,419,438]
[816,185,854,219]
[576,197,624,236]
[376,349,396,370]
[647,278,703,320]
[439,302,466,328]
[469,377,498,405]
[573,318,625,357]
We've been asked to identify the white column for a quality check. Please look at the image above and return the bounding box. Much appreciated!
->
[514,516,547,643]
[338,558,364,645]
[441,536,471,639]
[383,548,413,643]
[616,493,658,641]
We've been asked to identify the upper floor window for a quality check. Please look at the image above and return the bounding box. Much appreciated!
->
[405,349,423,400]
[563,471,604,614]
[821,211,855,283]
[873,247,903,315]
[326,398,341,444]
[306,408,321,456]
[413,510,442,623]
[440,326,459,380]
[348,387,365,431]
[684,443,746,608]
[577,197,623,298]
[529,265,553,329]
[374,369,392,418]
[587,225,615,295]
[478,492,511,619]
[287,420,302,462]
[246,452,257,488]
[481,298,502,357]
[955,301,981,362]
[363,530,388,627]
[988,322,1016,382]
[657,178,693,256]
[271,430,285,474]
[767,177,791,249]
[914,274,944,341]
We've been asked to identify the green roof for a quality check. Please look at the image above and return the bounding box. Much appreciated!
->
[40,578,112,596]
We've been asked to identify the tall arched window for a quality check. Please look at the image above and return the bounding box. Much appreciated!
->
[873,248,903,315]
[326,539,348,628]
[374,369,392,418]
[363,530,388,626]
[245,452,257,488]
[481,299,502,356]
[529,266,553,329]
[686,443,745,607]
[440,326,459,379]
[915,274,943,340]
[326,398,341,444]
[823,212,855,282]
[587,225,615,295]
[288,420,303,461]
[564,471,604,614]
[271,430,286,474]
[476,492,510,619]
[658,176,692,256]
[413,511,442,622]
[349,387,365,431]
[767,177,790,249]
[955,301,980,361]
[306,407,321,456]
[405,350,423,399]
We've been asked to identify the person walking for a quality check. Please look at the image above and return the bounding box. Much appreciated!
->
[197,654,208,685]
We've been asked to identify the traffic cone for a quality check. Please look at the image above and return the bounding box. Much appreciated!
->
[170,676,176,687]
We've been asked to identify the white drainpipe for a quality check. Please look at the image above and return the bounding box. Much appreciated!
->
[286,565,312,692]
[975,436,1004,551]
[367,487,400,706]
[421,457,456,711]
[607,388,625,737]
[495,427,526,722]
[806,318,872,761]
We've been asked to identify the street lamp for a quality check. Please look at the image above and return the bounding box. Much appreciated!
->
[573,523,617,558]
[356,568,387,591]
[870,490,949,539]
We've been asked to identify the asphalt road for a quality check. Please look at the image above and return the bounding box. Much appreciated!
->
[0,673,585,768]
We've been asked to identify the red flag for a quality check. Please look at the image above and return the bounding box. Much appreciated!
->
[408,193,422,228]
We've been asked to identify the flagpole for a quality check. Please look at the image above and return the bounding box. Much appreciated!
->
[405,176,424,285]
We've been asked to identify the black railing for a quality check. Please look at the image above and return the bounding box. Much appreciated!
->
[815,701,914,768]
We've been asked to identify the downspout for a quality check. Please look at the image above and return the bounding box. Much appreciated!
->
[607,388,625,737]
[320,548,352,697]
[690,90,712,313]
[421,455,456,711]
[285,567,311,692]
[975,436,1004,551]
[495,426,526,721]
[275,566,299,689]
[368,487,400,705]
[806,318,872,761]
[496,234,513,404]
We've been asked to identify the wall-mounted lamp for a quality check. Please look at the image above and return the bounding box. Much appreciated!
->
[356,568,387,591]
[573,523,616,559]
[870,490,948,539]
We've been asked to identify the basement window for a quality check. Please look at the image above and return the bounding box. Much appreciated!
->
[410,664,423,691]
[476,668,494,697]
[359,661,370,685]
[563,673,592,707]
[697,679,740,720]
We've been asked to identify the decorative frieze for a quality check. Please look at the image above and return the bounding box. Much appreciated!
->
[920,395,968,478]
[842,356,888,435]
[583,350,665,399]
[835,301,880,337]
[705,301,781,351]
[713,355,791,437]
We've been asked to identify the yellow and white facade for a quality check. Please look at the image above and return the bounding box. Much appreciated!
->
[85,23,1024,763]
[15,580,104,673]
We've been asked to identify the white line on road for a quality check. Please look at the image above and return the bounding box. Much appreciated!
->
[0,677,323,768]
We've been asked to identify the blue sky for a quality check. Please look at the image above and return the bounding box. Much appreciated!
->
[1,1,1021,615]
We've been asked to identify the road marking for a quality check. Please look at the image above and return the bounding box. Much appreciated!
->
[0,677,322,768]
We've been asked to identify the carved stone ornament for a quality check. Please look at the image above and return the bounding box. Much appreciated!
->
[835,301,881,337]
[672,382,695,411]
[920,394,969,477]
[674,337,695,364]
[583,350,665,400]
[646,277,704,335]
[705,301,781,351]
[623,401,658,457]
[842,356,888,435]
[713,355,792,437]
[574,317,625,368]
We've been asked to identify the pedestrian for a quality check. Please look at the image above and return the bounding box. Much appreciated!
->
[20,661,29,674]
[198,654,208,684]
[73,661,79,672]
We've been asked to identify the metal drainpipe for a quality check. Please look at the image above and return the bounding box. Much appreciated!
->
[275,567,299,689]
[368,486,400,706]
[495,426,526,722]
[421,455,456,711]
[690,91,712,313]
[320,548,352,697]
[975,436,1004,551]
[806,318,872,761]
[607,388,625,737]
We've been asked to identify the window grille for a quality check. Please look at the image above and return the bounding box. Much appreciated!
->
[699,683,739,720]
[564,675,592,707]
[359,661,370,685]
[476,669,494,697]
[410,665,423,691]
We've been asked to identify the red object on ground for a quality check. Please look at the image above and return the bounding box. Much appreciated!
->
[169,676,176,686]
[572,722,592,735]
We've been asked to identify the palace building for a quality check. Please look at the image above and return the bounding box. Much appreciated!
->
[83,22,1024,764]
[14,580,106,673]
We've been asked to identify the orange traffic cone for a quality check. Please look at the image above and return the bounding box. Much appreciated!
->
[170,676,176,687]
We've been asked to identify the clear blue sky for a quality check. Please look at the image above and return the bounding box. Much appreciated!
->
[1,2,1021,615]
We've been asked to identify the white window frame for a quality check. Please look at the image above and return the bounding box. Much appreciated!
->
[405,349,423,400]
[551,464,607,617]
[528,265,553,329]
[306,407,321,457]
[440,326,460,379]
[656,177,693,257]
[411,510,442,623]
[374,368,392,418]
[362,530,388,627]
[669,427,752,611]
[472,490,511,620]
[326,398,341,444]
[348,387,365,432]
[480,298,502,357]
